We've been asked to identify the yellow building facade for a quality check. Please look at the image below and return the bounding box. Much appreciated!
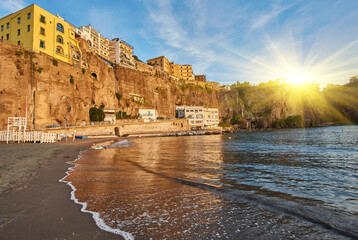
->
[147,56,195,80]
[172,63,194,81]
[0,4,81,64]
[147,56,171,73]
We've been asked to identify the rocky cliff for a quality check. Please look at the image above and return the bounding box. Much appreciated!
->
[1,41,356,130]
[0,41,219,128]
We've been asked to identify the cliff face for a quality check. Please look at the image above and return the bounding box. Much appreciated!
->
[115,66,219,117]
[217,83,334,128]
[0,41,117,128]
[1,41,356,130]
[0,42,219,128]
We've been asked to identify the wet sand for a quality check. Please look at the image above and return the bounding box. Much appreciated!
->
[0,139,122,240]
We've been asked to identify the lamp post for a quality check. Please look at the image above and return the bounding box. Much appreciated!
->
[64,116,67,142]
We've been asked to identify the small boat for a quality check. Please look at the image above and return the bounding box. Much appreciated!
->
[94,145,107,149]
[75,135,88,139]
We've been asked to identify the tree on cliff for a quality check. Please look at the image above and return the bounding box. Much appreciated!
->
[89,106,105,122]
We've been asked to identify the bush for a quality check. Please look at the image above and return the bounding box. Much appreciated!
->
[15,51,23,57]
[36,67,43,73]
[285,115,303,127]
[70,75,74,84]
[274,115,304,128]
[82,68,86,74]
[219,122,231,128]
[115,93,122,101]
[89,106,105,122]
[230,114,242,125]
[52,59,58,66]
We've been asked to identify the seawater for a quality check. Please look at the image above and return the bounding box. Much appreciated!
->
[62,126,358,239]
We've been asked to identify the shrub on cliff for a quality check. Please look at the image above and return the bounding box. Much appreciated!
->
[69,75,74,84]
[115,93,122,101]
[89,106,105,122]
[285,115,304,127]
[52,59,58,66]
[230,114,243,125]
[219,122,231,128]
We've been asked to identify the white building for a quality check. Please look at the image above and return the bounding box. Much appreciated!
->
[138,109,157,122]
[109,38,135,67]
[103,109,116,124]
[78,25,110,60]
[204,108,219,126]
[175,106,204,126]
[176,106,219,127]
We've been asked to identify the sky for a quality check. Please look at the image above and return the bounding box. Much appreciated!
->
[1,0,358,86]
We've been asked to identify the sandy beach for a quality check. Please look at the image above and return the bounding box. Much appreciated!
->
[0,139,122,240]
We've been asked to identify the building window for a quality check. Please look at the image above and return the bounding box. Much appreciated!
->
[6,22,9,29]
[56,23,64,33]
[17,29,20,36]
[6,34,9,40]
[27,24,30,32]
[56,35,63,44]
[40,40,45,49]
[40,27,45,36]
[17,17,21,24]
[56,46,64,54]
[1,25,3,31]
[17,41,21,45]
[40,15,45,23]
[27,12,31,19]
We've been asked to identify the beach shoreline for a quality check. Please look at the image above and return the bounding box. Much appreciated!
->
[0,138,123,240]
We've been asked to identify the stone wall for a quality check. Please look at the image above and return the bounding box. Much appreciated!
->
[44,119,189,136]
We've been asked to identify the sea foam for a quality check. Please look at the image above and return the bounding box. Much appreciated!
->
[59,142,135,240]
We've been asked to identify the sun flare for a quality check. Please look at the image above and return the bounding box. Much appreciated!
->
[285,71,313,85]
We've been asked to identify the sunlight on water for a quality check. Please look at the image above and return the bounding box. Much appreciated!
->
[63,126,358,239]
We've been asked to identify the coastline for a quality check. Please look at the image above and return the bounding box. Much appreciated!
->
[0,139,123,240]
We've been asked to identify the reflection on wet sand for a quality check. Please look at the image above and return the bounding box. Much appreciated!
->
[63,135,342,239]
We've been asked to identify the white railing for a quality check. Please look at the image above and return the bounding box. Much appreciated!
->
[0,131,58,144]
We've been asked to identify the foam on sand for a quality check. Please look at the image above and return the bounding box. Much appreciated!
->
[60,140,136,240]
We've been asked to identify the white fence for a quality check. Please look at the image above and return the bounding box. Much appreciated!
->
[0,131,58,143]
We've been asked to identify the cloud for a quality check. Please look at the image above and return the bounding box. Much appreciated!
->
[0,0,26,12]
[251,3,296,29]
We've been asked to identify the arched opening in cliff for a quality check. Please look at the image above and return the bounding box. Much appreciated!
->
[114,127,120,136]
[91,73,97,79]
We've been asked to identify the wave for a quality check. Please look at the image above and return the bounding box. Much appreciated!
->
[59,147,135,240]
[108,140,135,148]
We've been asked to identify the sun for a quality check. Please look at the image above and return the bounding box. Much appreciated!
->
[285,71,313,85]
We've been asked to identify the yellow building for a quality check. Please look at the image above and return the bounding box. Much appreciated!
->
[147,56,171,73]
[175,64,194,81]
[195,75,206,82]
[147,56,195,80]
[0,4,81,64]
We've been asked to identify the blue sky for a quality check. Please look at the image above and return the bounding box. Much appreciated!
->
[1,0,358,86]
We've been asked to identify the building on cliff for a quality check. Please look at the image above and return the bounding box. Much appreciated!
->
[170,62,194,81]
[109,38,135,67]
[147,56,171,73]
[147,56,194,81]
[0,4,82,65]
[195,75,206,82]
[78,25,110,60]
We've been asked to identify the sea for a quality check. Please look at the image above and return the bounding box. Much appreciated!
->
[62,126,358,239]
